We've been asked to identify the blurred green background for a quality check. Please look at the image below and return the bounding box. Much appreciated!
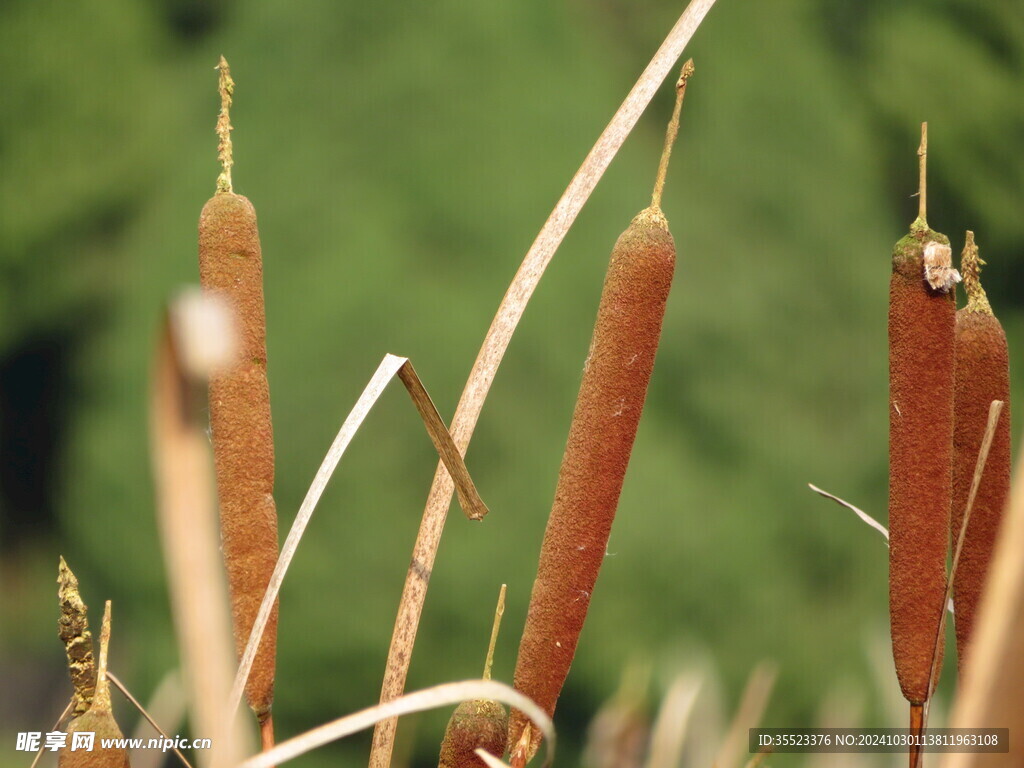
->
[1,0,1022,766]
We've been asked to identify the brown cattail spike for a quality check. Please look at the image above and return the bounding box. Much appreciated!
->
[952,233,1010,673]
[508,64,690,761]
[888,131,954,758]
[59,602,130,768]
[58,558,96,717]
[438,586,510,768]
[200,59,279,729]
[216,56,234,194]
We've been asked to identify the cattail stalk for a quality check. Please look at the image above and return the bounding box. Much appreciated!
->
[952,232,1011,670]
[199,57,279,736]
[507,62,693,760]
[888,123,958,766]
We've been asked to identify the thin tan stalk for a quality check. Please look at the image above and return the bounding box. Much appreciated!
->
[368,4,718,764]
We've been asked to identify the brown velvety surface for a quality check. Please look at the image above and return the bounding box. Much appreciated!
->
[198,192,278,719]
[438,699,509,768]
[508,213,674,756]
[952,309,1011,672]
[59,709,130,768]
[888,227,954,704]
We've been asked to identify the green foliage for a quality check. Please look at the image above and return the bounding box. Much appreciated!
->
[1,1,1021,767]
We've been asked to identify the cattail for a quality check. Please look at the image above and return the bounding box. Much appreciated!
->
[199,57,279,736]
[888,124,958,764]
[439,586,510,768]
[507,61,693,760]
[58,557,96,718]
[952,232,1011,671]
[59,601,130,768]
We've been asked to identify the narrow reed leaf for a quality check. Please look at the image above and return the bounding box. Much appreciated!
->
[808,484,891,543]
[370,4,718,763]
[239,681,555,768]
[229,355,489,719]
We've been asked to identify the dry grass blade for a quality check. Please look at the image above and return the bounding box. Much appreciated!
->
[712,661,777,768]
[150,291,246,768]
[107,671,193,768]
[921,400,1003,738]
[239,681,555,768]
[370,2,719,763]
[28,700,74,768]
[810,484,956,616]
[644,673,702,768]
[943,430,1024,767]
[808,483,890,543]
[229,354,489,717]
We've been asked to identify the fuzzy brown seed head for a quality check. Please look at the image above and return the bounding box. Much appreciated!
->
[509,216,674,758]
[952,306,1011,671]
[888,224,954,704]
[198,190,278,720]
[439,699,509,768]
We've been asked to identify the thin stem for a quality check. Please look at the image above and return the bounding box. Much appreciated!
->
[93,601,113,711]
[216,56,234,194]
[961,231,992,315]
[909,703,923,768]
[261,716,276,754]
[482,584,507,681]
[917,122,927,225]
[651,59,694,211]
[107,672,195,768]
